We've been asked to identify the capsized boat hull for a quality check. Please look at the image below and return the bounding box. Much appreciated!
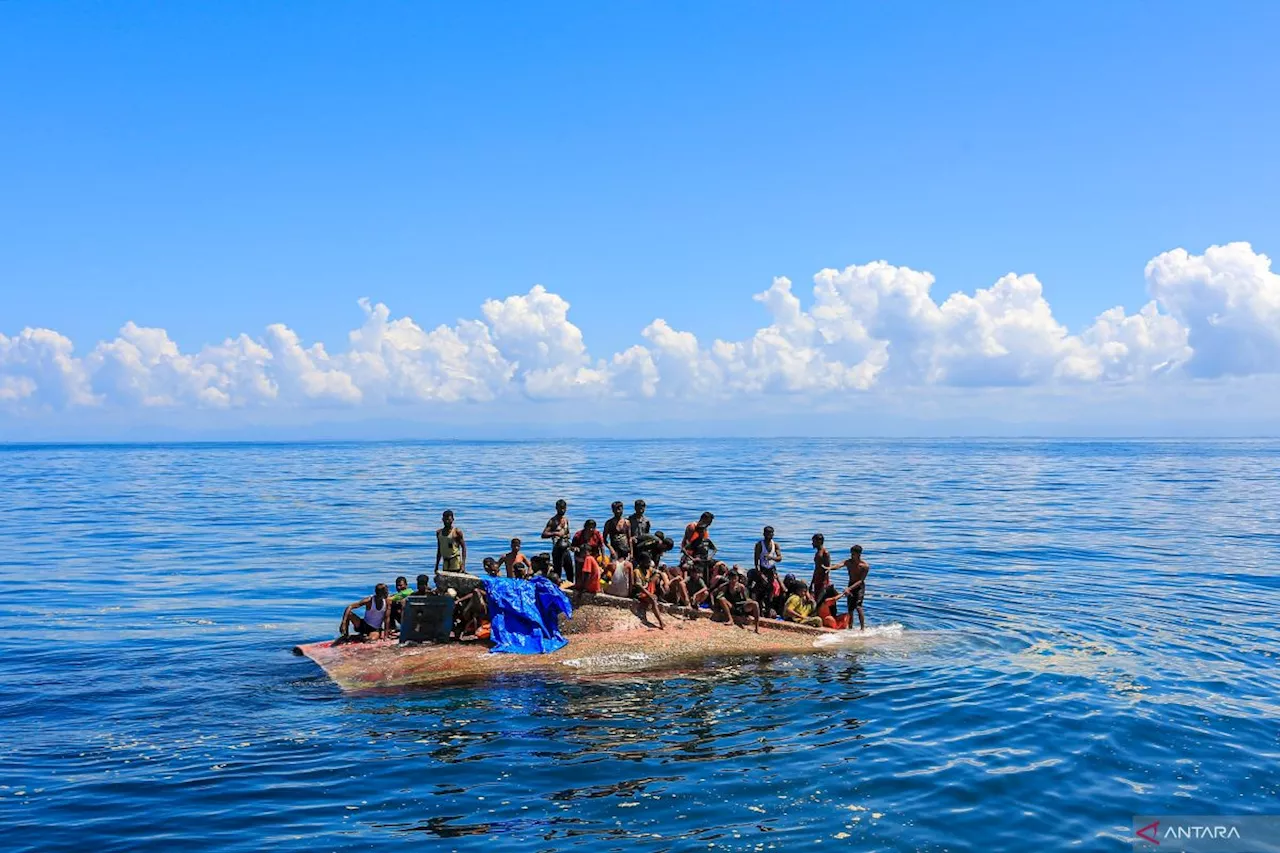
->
[293,592,836,692]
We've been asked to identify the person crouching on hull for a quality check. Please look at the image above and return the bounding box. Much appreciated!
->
[715,567,760,633]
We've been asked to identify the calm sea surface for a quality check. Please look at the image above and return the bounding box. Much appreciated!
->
[1,439,1278,852]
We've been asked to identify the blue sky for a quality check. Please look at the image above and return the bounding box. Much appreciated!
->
[3,2,1280,437]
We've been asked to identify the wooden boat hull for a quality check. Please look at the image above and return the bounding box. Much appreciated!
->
[294,592,835,692]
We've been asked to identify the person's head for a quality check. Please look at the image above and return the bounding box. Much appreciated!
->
[514,563,529,579]
[611,501,624,517]
[783,573,799,592]
[763,525,774,540]
[698,511,714,529]
[482,557,499,576]
[851,544,863,557]
[634,499,646,513]
[442,509,455,526]
[415,573,431,593]
[712,561,728,577]
[638,553,653,570]
[584,519,597,531]
[730,567,746,586]
[812,533,825,548]
[511,537,522,550]
[555,499,567,515]
[394,575,408,592]
[374,582,389,601]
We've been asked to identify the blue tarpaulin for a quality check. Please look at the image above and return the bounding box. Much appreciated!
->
[483,576,574,654]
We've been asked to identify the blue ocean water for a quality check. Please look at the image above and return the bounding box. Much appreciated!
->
[1,439,1277,852]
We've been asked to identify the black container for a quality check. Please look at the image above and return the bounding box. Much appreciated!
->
[399,595,455,643]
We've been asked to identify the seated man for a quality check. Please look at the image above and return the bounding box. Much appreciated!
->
[496,538,531,578]
[605,558,633,597]
[628,554,665,629]
[571,519,605,598]
[714,568,760,633]
[451,585,488,640]
[338,583,392,641]
[655,563,692,609]
[388,575,411,631]
[747,563,785,619]
[684,563,709,615]
[782,577,823,627]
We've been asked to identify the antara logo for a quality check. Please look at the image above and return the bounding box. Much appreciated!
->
[1136,821,1160,844]
[1164,825,1242,841]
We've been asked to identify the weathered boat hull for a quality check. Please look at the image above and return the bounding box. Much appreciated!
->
[294,592,835,692]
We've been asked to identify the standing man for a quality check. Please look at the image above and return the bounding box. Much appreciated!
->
[435,510,467,574]
[829,544,870,630]
[681,512,716,564]
[809,533,832,596]
[754,526,783,574]
[627,499,651,557]
[603,501,632,561]
[541,499,574,582]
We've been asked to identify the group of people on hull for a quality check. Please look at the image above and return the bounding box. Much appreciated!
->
[338,499,871,641]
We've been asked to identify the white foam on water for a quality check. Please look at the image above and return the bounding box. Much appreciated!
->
[561,652,653,669]
[812,622,907,648]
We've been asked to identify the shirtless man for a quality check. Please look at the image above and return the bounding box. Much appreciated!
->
[603,502,632,561]
[435,510,467,574]
[495,537,531,578]
[829,544,870,630]
[810,533,832,596]
[541,499,574,582]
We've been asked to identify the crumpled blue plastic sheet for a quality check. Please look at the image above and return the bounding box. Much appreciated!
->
[483,575,574,654]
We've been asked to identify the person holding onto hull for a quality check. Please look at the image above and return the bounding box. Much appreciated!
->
[782,576,823,627]
[541,499,575,583]
[338,583,391,641]
[435,510,467,575]
[810,534,832,597]
[571,519,605,598]
[628,554,665,629]
[815,584,858,629]
[829,545,870,630]
[715,567,760,633]
[603,502,632,562]
[482,557,501,577]
[495,538,531,579]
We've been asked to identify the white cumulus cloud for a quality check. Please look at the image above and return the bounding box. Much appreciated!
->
[3,243,1280,419]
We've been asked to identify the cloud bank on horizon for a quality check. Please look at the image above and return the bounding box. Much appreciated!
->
[3,242,1279,416]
